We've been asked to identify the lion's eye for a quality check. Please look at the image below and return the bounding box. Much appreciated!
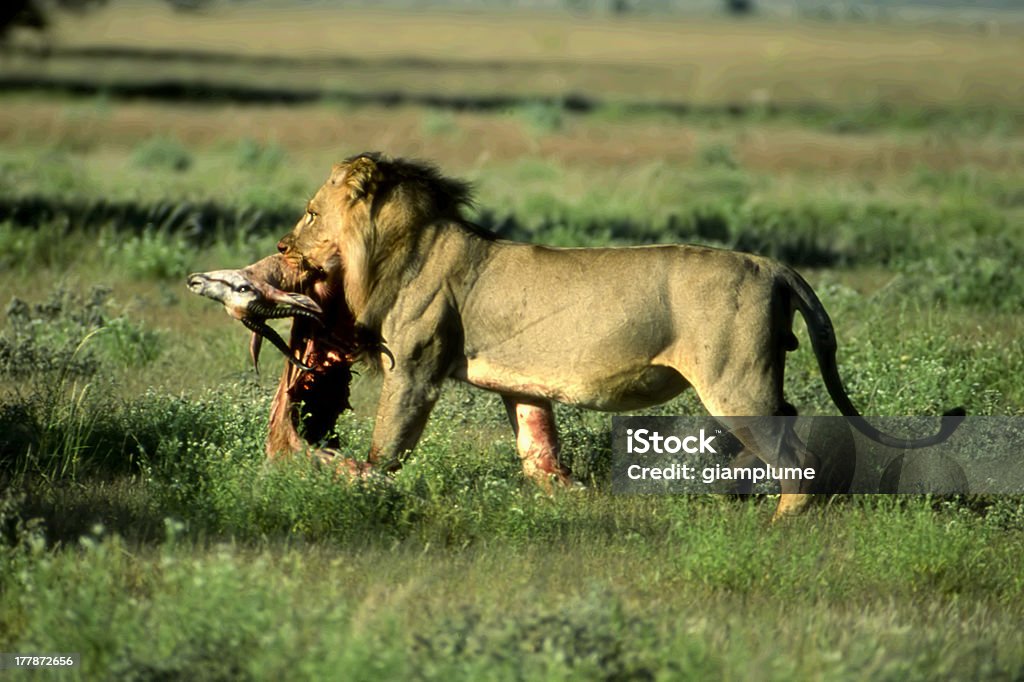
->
[305,211,318,225]
[236,284,252,293]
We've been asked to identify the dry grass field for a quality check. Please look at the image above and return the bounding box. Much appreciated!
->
[34,4,1024,108]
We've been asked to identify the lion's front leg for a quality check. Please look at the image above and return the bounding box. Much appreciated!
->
[502,396,573,488]
[367,371,443,473]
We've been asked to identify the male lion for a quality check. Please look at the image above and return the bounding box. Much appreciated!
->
[275,153,963,519]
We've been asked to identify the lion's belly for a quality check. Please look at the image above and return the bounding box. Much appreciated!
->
[461,357,689,411]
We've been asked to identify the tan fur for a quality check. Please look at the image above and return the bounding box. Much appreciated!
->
[277,153,962,520]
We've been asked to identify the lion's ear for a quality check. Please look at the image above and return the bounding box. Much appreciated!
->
[332,156,379,201]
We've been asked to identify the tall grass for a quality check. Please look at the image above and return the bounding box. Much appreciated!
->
[0,252,1021,679]
[2,491,1023,680]
[2,18,1023,672]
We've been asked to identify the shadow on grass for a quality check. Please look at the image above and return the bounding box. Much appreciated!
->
[0,73,603,110]
[0,77,996,134]
[0,72,866,127]
[1,195,845,267]
[15,479,169,546]
[0,194,294,243]
[12,43,647,74]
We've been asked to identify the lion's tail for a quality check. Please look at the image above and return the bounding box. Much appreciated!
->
[782,268,965,449]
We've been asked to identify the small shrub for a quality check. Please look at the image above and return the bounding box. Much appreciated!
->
[1,283,163,372]
[106,229,191,280]
[420,111,460,138]
[896,235,1024,313]
[912,166,1024,209]
[131,135,192,172]
[234,137,285,172]
[0,221,92,272]
[413,595,661,680]
[697,142,739,170]
[515,101,564,135]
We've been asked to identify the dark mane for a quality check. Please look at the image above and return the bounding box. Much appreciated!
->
[345,152,475,219]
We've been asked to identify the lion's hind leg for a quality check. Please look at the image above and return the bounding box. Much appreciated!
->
[728,448,765,496]
[698,392,819,521]
[727,420,819,521]
[502,396,574,489]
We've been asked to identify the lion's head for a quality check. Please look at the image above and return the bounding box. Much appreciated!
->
[277,153,474,327]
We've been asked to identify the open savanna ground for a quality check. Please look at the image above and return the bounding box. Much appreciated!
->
[2,3,1024,679]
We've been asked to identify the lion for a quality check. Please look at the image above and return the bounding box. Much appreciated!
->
[274,152,964,519]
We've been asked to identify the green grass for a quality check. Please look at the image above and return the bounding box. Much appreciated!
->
[130,135,193,172]
[2,8,1024,675]
[2,141,1023,672]
[0,280,1021,679]
[3,486,1024,680]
